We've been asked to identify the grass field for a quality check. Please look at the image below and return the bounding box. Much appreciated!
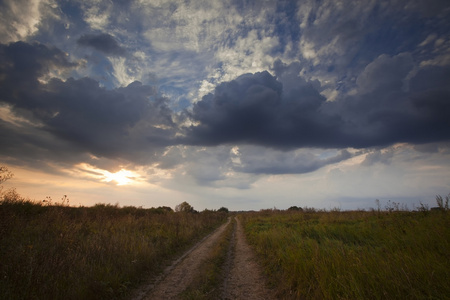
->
[241,208,450,299]
[0,190,227,300]
[2,183,449,299]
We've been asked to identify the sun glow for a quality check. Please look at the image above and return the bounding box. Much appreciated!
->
[71,163,147,186]
[103,169,136,186]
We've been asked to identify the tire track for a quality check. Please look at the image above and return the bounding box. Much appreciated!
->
[220,218,236,298]
[134,218,231,300]
[223,217,275,300]
[132,215,274,300]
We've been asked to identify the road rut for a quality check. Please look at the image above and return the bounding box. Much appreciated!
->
[223,217,275,300]
[133,216,274,300]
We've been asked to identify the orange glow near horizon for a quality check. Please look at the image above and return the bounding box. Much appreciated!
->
[71,163,141,186]
[1,164,182,208]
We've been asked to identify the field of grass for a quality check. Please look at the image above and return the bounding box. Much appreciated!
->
[242,209,450,299]
[0,190,227,300]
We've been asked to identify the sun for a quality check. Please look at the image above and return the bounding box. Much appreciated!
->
[104,169,135,186]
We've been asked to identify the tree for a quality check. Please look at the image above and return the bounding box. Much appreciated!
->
[0,166,13,184]
[157,206,173,212]
[288,206,303,211]
[0,166,13,195]
[175,201,194,213]
[217,207,229,213]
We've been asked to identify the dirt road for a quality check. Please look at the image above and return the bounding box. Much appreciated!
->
[222,217,275,300]
[133,216,274,300]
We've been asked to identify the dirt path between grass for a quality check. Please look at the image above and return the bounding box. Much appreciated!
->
[222,217,275,300]
[133,216,274,300]
[133,218,231,300]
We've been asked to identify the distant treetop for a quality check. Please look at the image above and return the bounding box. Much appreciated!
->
[175,201,194,213]
[288,206,303,211]
[218,207,229,213]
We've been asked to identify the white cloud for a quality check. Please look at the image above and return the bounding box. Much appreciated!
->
[322,143,450,207]
[321,88,339,101]
[213,30,279,83]
[139,0,243,53]
[294,0,383,96]
[198,80,216,99]
[79,0,112,31]
[110,57,136,87]
[419,37,450,67]
[0,0,57,43]
[419,33,438,47]
[134,0,286,103]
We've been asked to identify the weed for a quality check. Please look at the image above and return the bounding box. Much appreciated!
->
[435,194,450,211]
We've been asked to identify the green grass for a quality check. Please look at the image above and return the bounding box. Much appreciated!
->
[0,193,227,300]
[241,210,450,299]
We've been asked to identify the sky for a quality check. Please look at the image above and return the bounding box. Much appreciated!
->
[1,0,450,211]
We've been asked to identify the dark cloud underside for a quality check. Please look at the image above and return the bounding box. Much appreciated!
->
[77,33,126,56]
[185,60,450,149]
[0,42,174,166]
[1,41,450,173]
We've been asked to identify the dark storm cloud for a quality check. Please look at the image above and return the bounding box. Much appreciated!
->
[0,42,175,166]
[2,41,450,175]
[0,41,77,88]
[184,58,450,149]
[41,78,175,156]
[0,116,91,173]
[77,33,126,57]
[335,54,450,147]
[184,69,343,149]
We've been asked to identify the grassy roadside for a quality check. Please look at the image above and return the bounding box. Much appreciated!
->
[180,217,235,300]
[241,210,450,299]
[0,193,227,300]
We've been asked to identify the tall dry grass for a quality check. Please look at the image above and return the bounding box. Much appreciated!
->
[241,209,450,299]
[0,191,227,300]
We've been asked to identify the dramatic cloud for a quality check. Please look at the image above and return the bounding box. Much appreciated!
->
[0,41,78,85]
[185,69,338,148]
[1,41,450,173]
[0,42,176,168]
[185,59,450,149]
[0,0,47,43]
[1,0,449,210]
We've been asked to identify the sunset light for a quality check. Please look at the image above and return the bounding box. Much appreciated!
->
[71,163,140,186]
[103,169,136,186]
[1,1,449,299]
[0,0,449,211]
